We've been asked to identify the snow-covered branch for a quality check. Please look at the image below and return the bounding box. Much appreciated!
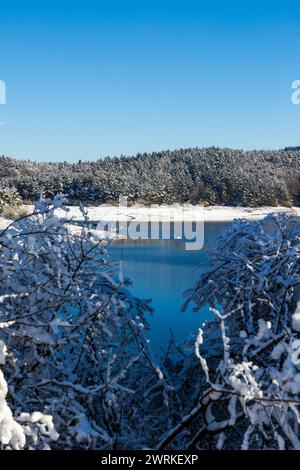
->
[0,196,169,449]
[180,214,300,449]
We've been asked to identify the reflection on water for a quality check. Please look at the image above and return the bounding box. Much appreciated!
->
[109,222,229,351]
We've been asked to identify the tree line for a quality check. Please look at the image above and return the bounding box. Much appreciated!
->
[0,146,300,206]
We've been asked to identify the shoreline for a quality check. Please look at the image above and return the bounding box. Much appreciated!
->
[0,205,299,236]
[56,204,300,223]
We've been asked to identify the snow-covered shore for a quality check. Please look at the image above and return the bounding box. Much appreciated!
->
[55,204,300,223]
[0,205,299,235]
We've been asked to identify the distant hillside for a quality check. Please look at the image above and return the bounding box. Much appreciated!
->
[0,146,300,206]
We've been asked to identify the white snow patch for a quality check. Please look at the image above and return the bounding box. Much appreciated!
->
[292,302,300,332]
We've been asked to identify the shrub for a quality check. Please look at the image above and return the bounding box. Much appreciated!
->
[0,187,20,213]
[0,197,169,449]
[177,214,300,450]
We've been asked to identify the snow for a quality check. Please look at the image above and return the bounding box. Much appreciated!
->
[292,302,300,332]
[195,328,210,382]
[0,217,9,231]
[54,203,300,223]
[0,369,26,449]
[0,204,299,239]
[0,340,7,365]
[291,340,300,366]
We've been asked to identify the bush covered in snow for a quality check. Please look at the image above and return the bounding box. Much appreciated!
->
[0,196,172,449]
[172,214,300,450]
[0,187,20,213]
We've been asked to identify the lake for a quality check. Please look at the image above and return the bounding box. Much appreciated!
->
[109,221,229,351]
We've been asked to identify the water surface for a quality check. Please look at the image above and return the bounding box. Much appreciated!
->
[109,222,229,350]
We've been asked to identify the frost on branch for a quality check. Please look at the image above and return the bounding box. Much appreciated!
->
[0,197,170,449]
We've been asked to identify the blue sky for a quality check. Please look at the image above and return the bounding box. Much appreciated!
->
[1,0,300,162]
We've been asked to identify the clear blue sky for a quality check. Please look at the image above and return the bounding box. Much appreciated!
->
[1,0,300,162]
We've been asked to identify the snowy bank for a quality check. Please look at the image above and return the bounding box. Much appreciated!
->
[55,204,300,223]
[0,205,299,237]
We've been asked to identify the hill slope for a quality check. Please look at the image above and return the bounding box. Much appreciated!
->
[0,146,299,206]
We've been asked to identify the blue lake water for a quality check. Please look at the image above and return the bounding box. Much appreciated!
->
[109,222,229,351]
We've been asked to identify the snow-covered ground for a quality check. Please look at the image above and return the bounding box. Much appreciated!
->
[0,217,10,230]
[55,204,300,222]
[0,205,299,235]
